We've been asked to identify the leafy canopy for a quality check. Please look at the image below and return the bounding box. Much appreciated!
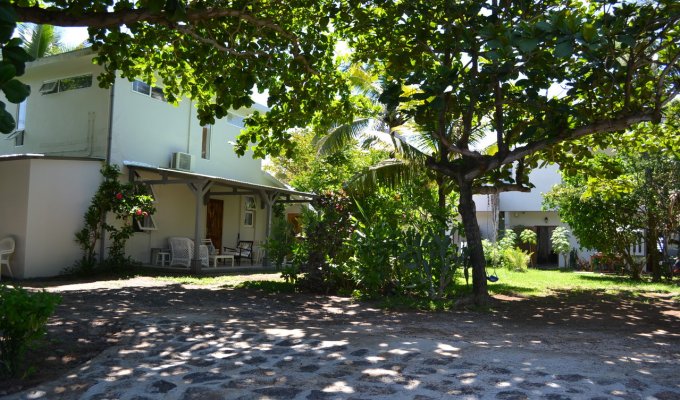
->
[10,0,351,156]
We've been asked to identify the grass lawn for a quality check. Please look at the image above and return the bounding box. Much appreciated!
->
[487,268,680,298]
[119,266,679,305]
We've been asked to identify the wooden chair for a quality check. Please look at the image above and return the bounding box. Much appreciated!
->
[224,240,254,265]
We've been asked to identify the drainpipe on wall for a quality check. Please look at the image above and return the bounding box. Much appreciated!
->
[98,82,116,263]
[186,99,192,153]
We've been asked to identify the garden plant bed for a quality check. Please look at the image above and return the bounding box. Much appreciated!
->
[1,275,679,399]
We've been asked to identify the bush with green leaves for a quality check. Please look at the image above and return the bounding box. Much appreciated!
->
[551,227,571,268]
[295,191,356,294]
[264,215,297,269]
[400,225,461,300]
[0,285,61,377]
[502,248,532,271]
[519,229,537,267]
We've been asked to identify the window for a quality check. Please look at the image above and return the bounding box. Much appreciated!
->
[226,112,246,128]
[13,131,24,147]
[14,100,26,147]
[134,213,157,231]
[245,196,256,210]
[132,79,167,102]
[201,125,211,159]
[40,74,92,95]
[243,211,254,227]
[17,100,26,130]
[243,196,255,227]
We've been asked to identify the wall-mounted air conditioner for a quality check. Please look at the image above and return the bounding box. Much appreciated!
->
[171,152,192,171]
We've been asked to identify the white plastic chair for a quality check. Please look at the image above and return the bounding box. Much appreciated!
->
[168,237,208,268]
[0,237,15,280]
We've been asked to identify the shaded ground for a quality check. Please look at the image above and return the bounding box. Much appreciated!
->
[1,277,678,399]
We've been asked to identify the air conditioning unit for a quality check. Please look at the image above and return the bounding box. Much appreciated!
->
[171,152,192,171]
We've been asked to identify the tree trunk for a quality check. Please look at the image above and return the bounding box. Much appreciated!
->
[458,179,489,305]
[647,212,661,282]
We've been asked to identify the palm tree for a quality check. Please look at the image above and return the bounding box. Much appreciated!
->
[17,23,77,59]
[316,69,488,230]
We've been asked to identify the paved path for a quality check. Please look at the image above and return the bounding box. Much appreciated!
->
[4,283,680,400]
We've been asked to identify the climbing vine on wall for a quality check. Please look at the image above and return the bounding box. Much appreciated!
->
[74,164,155,273]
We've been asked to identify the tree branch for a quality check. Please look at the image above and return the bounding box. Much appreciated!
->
[175,25,271,59]
[465,113,656,180]
[13,4,316,73]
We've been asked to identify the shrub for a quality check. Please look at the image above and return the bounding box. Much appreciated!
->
[502,248,532,271]
[0,285,61,377]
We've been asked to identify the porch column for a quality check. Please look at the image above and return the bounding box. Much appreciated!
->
[259,190,280,267]
[189,180,212,273]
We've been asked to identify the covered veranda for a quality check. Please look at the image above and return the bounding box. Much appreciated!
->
[124,161,314,273]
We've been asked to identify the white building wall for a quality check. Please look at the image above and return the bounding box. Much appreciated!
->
[0,159,30,277]
[499,164,561,211]
[0,158,101,278]
[24,159,102,277]
[124,182,270,263]
[109,74,276,186]
[0,51,110,159]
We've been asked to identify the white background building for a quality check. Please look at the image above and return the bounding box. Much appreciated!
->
[0,49,308,278]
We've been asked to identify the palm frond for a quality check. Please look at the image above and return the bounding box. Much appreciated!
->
[17,23,79,59]
[315,118,373,154]
[346,159,420,194]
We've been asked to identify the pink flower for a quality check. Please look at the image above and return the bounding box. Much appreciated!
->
[115,192,123,200]
[136,209,143,216]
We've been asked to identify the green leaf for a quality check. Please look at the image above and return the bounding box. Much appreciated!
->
[517,38,540,53]
[0,63,16,84]
[2,79,30,103]
[0,21,14,43]
[0,103,16,133]
[535,21,553,32]
[2,45,32,75]
[0,2,17,25]
[554,41,573,58]
[582,23,596,42]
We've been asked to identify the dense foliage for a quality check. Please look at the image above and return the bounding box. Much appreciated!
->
[74,164,155,273]
[289,184,465,300]
[0,285,60,377]
[0,0,31,133]
[544,114,680,280]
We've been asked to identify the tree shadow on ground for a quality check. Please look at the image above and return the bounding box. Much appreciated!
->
[2,280,678,398]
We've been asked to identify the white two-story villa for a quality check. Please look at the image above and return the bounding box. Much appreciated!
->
[0,49,310,279]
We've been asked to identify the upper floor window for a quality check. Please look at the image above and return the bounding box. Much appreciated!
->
[39,74,92,95]
[201,125,211,159]
[132,79,166,102]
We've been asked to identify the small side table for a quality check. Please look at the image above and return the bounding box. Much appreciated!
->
[212,254,235,267]
[155,252,170,266]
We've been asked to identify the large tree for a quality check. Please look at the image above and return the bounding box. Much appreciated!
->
[334,0,680,303]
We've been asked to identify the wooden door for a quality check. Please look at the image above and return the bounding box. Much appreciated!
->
[206,199,224,251]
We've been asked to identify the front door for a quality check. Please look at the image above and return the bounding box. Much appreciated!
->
[536,226,558,266]
[206,199,224,251]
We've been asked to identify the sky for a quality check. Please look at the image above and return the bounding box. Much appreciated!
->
[60,27,89,47]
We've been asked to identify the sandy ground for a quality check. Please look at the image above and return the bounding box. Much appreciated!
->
[1,276,678,399]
